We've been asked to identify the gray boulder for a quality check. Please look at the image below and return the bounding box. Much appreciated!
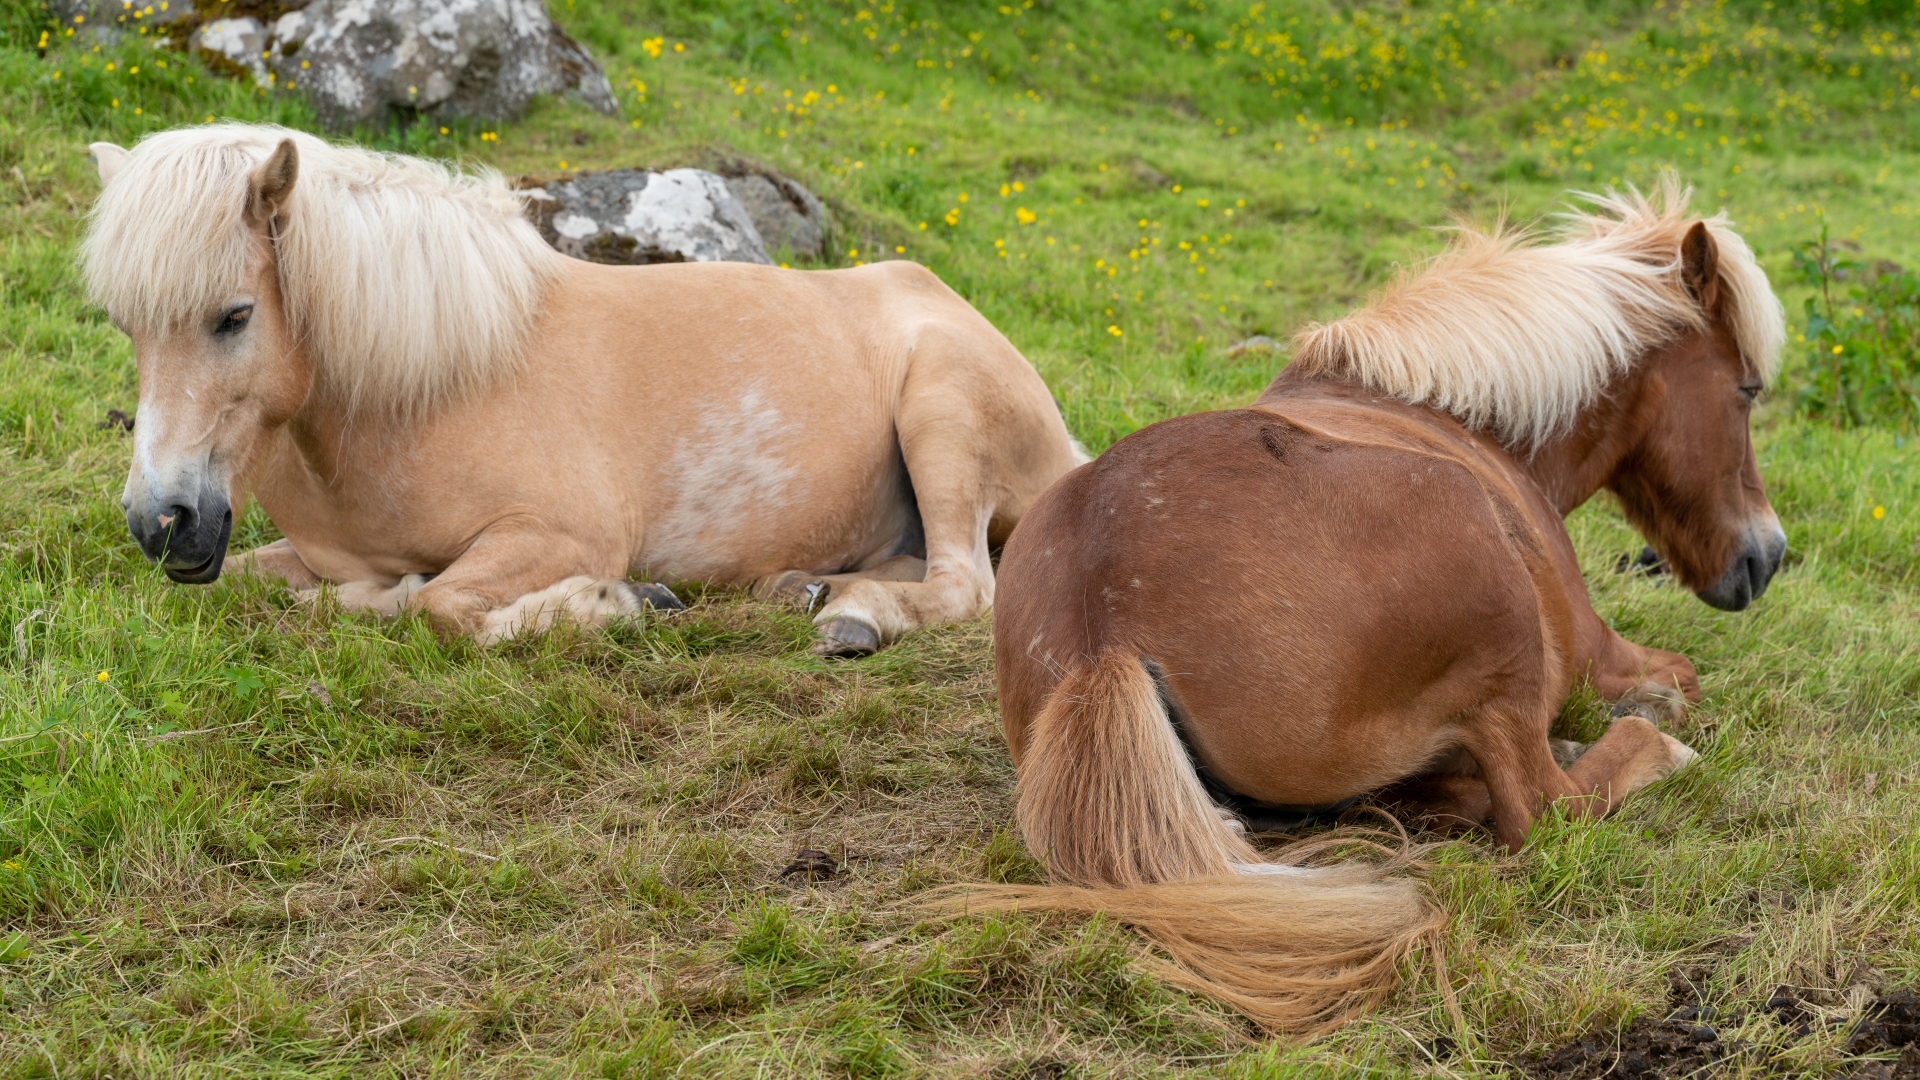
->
[722,173,830,261]
[57,0,617,130]
[266,0,618,130]
[520,170,772,265]
[191,17,273,88]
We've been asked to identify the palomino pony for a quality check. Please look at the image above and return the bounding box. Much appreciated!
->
[969,178,1786,1032]
[81,125,1084,653]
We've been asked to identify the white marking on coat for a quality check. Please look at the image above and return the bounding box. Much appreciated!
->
[647,385,803,573]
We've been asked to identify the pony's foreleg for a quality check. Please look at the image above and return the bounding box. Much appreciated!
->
[1577,607,1701,705]
[221,538,321,588]
[320,528,684,643]
[329,574,432,615]
[473,576,682,646]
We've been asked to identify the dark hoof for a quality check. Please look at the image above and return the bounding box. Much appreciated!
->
[623,581,686,612]
[814,616,880,658]
[1549,738,1589,768]
[802,581,830,615]
[1609,682,1684,726]
[1610,700,1658,722]
[759,570,824,607]
[1614,546,1667,577]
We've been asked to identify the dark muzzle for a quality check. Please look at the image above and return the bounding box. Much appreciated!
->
[1696,526,1787,612]
[127,495,232,584]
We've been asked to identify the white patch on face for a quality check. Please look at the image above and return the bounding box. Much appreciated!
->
[124,371,226,524]
[646,385,804,576]
[125,398,167,516]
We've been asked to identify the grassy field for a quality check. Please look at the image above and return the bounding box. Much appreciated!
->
[2,0,1919,1075]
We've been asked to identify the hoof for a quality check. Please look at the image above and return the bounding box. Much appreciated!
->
[1610,681,1686,726]
[1549,738,1589,768]
[1614,546,1668,576]
[814,616,880,658]
[802,581,830,615]
[621,581,686,612]
[759,570,828,609]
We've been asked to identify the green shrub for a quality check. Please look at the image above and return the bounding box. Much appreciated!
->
[1791,229,1920,430]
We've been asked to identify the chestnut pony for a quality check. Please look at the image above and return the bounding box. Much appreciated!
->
[966,179,1786,1033]
[81,125,1083,653]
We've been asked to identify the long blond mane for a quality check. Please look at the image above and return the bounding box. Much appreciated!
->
[1291,174,1785,450]
[82,123,560,418]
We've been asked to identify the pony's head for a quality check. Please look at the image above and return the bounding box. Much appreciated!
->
[1292,175,1787,611]
[85,134,309,582]
[1601,216,1787,611]
[81,124,555,583]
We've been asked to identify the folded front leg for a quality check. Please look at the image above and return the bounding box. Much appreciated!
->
[222,538,322,589]
[375,524,680,643]
[475,575,682,645]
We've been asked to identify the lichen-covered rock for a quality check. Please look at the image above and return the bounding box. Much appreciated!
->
[191,17,273,88]
[51,0,196,39]
[722,172,829,260]
[520,170,772,266]
[56,0,617,130]
[268,0,617,130]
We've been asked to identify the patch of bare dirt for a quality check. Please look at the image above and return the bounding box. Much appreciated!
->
[1524,985,1920,1078]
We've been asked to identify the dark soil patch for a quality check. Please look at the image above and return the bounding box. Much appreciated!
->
[1524,985,1920,1078]
[1839,989,1920,1080]
[1527,1013,1739,1077]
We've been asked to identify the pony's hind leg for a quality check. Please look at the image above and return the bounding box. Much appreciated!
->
[808,324,1079,657]
[756,556,928,614]
[1377,746,1493,836]
[1473,713,1696,852]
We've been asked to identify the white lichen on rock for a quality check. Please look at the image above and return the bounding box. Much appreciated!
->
[522,170,772,266]
[59,0,616,130]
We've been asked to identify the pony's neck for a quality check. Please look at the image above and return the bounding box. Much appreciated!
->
[284,387,390,486]
[1518,341,1678,516]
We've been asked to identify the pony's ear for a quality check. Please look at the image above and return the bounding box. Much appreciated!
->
[1680,221,1720,311]
[246,138,299,229]
[90,142,130,186]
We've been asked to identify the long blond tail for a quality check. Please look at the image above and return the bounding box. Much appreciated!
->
[939,650,1445,1035]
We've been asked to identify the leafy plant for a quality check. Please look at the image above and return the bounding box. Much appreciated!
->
[1791,227,1920,430]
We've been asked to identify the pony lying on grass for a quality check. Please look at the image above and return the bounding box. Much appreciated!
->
[964,177,1786,1034]
[81,124,1084,654]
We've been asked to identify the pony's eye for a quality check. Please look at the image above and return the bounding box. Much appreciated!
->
[216,305,253,336]
[1739,384,1762,403]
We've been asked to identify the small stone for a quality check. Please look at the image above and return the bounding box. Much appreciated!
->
[779,848,837,881]
[1692,1024,1719,1043]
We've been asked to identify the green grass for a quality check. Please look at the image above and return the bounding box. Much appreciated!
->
[2,0,1918,1074]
